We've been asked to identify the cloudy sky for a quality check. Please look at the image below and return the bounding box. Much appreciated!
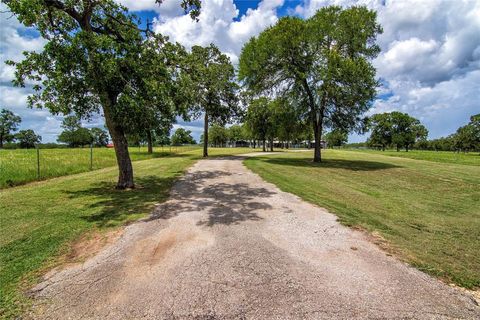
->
[0,0,479,143]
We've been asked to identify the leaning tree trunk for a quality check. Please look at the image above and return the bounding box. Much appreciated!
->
[262,139,266,152]
[203,112,209,157]
[103,100,134,189]
[147,130,153,154]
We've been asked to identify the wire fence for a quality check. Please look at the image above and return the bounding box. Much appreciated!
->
[0,144,202,188]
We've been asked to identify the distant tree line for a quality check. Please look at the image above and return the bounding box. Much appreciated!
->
[0,108,41,149]
[345,112,479,153]
[415,114,479,152]
[57,115,109,147]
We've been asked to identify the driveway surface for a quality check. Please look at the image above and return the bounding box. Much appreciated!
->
[30,155,479,319]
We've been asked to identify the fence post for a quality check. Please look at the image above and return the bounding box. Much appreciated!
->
[90,143,93,170]
[36,147,40,180]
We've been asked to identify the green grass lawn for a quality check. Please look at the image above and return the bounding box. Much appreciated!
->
[0,145,202,189]
[0,147,253,319]
[344,148,480,166]
[244,150,480,289]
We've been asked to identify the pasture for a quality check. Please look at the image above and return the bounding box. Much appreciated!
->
[0,145,200,188]
[245,149,480,289]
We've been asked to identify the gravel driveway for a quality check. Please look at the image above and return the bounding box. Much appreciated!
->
[29,155,479,319]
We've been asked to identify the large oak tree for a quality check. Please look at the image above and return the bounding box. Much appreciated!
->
[239,6,382,162]
[4,0,201,188]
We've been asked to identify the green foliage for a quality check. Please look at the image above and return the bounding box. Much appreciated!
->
[325,129,348,148]
[367,113,392,150]
[156,131,171,146]
[239,5,382,161]
[270,98,303,146]
[3,0,201,188]
[57,116,92,147]
[90,127,109,147]
[367,112,428,151]
[209,124,228,147]
[171,128,196,145]
[226,124,242,141]
[452,114,480,152]
[184,43,238,156]
[245,97,275,151]
[0,109,22,148]
[421,136,455,151]
[14,129,41,149]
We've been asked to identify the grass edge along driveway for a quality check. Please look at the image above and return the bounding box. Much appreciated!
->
[244,150,480,291]
[0,148,253,319]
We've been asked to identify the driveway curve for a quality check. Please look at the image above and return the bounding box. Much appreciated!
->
[29,155,479,319]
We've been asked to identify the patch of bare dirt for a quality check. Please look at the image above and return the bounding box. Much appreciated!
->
[65,228,124,265]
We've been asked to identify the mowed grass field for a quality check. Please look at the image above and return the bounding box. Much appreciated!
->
[0,147,253,319]
[245,149,480,289]
[0,145,200,188]
[344,148,480,166]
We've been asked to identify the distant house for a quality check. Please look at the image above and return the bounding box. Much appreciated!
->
[106,143,114,148]
[304,140,327,149]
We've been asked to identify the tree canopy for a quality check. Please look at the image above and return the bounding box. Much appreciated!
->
[325,129,348,148]
[452,114,480,152]
[239,6,382,162]
[171,128,196,146]
[15,129,41,148]
[4,0,201,189]
[185,44,239,157]
[244,97,275,152]
[367,112,428,151]
[208,124,228,147]
[0,108,22,148]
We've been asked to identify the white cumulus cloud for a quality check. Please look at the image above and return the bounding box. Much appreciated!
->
[154,0,284,64]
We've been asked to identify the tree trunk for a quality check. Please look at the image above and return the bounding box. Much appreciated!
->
[270,138,274,152]
[102,97,134,189]
[147,130,153,154]
[313,118,322,162]
[262,139,266,152]
[0,135,3,148]
[203,112,209,157]
[406,144,409,152]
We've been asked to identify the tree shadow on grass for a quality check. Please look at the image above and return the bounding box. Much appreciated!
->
[64,174,183,228]
[128,151,192,159]
[253,156,401,171]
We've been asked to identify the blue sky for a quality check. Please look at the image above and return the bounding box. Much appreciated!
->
[1,0,479,143]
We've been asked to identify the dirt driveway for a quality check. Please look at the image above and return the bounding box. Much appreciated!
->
[30,155,479,319]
